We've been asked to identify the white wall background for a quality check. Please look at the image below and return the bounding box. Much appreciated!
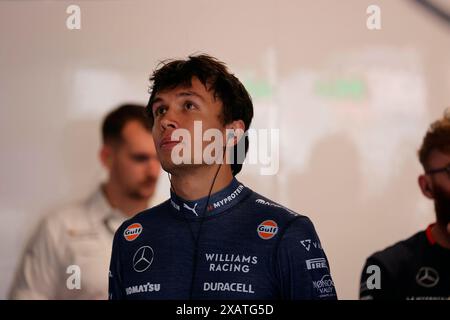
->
[1,0,450,299]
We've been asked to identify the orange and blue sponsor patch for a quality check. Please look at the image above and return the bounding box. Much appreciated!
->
[123,223,143,241]
[257,220,278,240]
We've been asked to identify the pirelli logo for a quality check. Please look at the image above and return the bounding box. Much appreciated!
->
[306,258,328,270]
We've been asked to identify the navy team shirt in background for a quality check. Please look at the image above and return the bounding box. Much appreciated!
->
[360,224,450,300]
[109,178,337,300]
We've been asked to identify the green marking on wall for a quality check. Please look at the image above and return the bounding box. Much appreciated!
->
[315,78,367,100]
[243,79,273,99]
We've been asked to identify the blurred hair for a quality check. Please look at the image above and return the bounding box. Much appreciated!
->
[418,108,450,169]
[102,104,151,146]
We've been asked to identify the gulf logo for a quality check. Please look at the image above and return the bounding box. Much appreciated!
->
[257,220,278,240]
[123,223,143,241]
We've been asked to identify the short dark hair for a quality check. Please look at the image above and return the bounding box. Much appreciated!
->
[102,104,151,145]
[418,110,450,169]
[146,54,254,175]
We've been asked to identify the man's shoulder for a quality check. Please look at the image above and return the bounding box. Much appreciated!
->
[366,230,426,270]
[23,198,93,248]
[245,190,306,220]
[242,190,318,237]
[116,199,171,231]
[43,186,111,222]
[39,198,92,230]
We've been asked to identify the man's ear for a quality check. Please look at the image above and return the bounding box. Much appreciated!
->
[99,145,113,170]
[225,120,245,147]
[418,174,434,200]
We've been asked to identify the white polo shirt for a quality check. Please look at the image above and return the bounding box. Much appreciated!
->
[9,186,160,300]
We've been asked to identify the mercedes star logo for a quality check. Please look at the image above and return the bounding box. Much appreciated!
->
[415,267,439,288]
[132,246,154,272]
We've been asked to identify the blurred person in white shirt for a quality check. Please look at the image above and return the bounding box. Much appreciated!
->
[9,104,162,299]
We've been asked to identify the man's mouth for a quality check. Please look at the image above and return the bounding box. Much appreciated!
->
[159,137,181,150]
[140,179,157,188]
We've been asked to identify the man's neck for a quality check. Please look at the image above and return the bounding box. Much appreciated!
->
[169,165,234,201]
[102,182,149,217]
[431,222,450,249]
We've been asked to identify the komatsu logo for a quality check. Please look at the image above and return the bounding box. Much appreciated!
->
[125,283,160,295]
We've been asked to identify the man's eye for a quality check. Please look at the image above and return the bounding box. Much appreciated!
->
[132,155,149,162]
[154,106,167,116]
[184,102,196,110]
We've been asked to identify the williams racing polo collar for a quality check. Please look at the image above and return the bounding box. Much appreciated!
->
[169,177,251,218]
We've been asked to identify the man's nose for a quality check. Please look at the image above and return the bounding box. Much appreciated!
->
[160,109,178,131]
[147,157,161,175]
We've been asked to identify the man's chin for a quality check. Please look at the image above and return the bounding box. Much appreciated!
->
[128,189,154,202]
[161,162,200,174]
[435,211,450,229]
[433,186,450,228]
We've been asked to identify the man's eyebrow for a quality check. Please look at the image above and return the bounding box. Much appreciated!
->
[151,97,163,105]
[151,90,206,111]
[176,90,206,101]
[150,97,164,112]
[130,153,152,158]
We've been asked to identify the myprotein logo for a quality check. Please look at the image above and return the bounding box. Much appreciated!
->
[257,220,278,240]
[124,223,143,241]
[208,184,245,211]
[306,258,328,270]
